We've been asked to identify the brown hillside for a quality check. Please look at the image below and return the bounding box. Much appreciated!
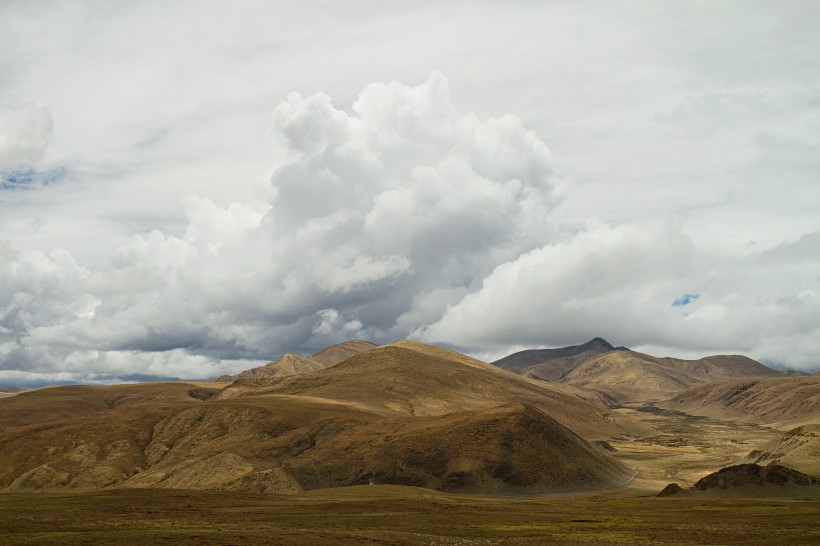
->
[217,340,378,386]
[693,463,817,490]
[0,383,203,431]
[658,463,820,498]
[0,392,630,495]
[492,340,777,403]
[248,341,650,439]
[0,341,639,495]
[659,376,820,428]
[546,350,775,403]
[311,339,378,366]
[745,424,820,476]
[343,403,631,493]
[224,353,326,388]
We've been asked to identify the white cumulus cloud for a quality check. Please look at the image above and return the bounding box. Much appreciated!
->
[0,73,562,381]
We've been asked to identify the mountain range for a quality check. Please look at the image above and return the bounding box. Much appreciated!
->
[492,338,780,403]
[0,340,641,495]
[0,336,815,497]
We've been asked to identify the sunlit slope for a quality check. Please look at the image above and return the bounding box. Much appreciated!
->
[217,340,378,388]
[561,351,776,402]
[253,341,649,438]
[493,339,779,403]
[660,376,820,428]
[745,424,820,476]
[311,340,378,366]
[0,341,637,494]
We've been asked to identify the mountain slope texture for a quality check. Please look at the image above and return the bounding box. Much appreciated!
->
[659,376,820,428]
[0,340,634,495]
[492,339,778,403]
[745,424,820,476]
[216,340,378,387]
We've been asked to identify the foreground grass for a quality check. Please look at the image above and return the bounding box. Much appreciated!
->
[1,486,819,545]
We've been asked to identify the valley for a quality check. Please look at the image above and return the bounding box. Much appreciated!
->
[607,403,784,492]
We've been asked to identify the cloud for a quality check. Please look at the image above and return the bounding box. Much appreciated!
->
[417,223,820,369]
[758,231,820,265]
[0,72,561,380]
[0,350,263,387]
[0,103,52,172]
[1,2,819,379]
[416,222,699,350]
[2,69,818,379]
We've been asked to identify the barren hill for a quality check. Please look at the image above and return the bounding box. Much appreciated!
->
[244,341,649,439]
[0,340,637,495]
[693,463,817,491]
[492,337,615,379]
[659,463,820,498]
[217,340,377,386]
[492,339,778,403]
[560,351,777,403]
[311,340,378,366]
[659,376,820,428]
[745,424,820,476]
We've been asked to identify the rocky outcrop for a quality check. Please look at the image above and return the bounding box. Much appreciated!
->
[693,463,817,490]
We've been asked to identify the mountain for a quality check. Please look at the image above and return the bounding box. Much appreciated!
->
[0,340,637,495]
[777,369,811,377]
[492,339,779,403]
[310,340,379,366]
[219,353,325,387]
[245,340,650,439]
[216,340,378,386]
[659,376,820,428]
[492,337,615,379]
[745,424,820,476]
[559,351,777,403]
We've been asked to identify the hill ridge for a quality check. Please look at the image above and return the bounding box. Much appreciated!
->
[0,340,638,495]
[217,339,378,387]
[492,339,778,403]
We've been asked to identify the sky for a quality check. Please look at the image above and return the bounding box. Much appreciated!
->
[1,0,819,384]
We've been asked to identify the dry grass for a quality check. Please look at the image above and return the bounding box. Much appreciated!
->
[607,403,794,490]
[659,376,820,428]
[1,487,818,545]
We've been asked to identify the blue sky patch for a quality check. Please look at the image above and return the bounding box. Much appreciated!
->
[1,167,35,188]
[673,293,700,307]
[1,166,66,189]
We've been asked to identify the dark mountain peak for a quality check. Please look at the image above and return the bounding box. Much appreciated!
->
[586,337,615,350]
[491,338,617,373]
